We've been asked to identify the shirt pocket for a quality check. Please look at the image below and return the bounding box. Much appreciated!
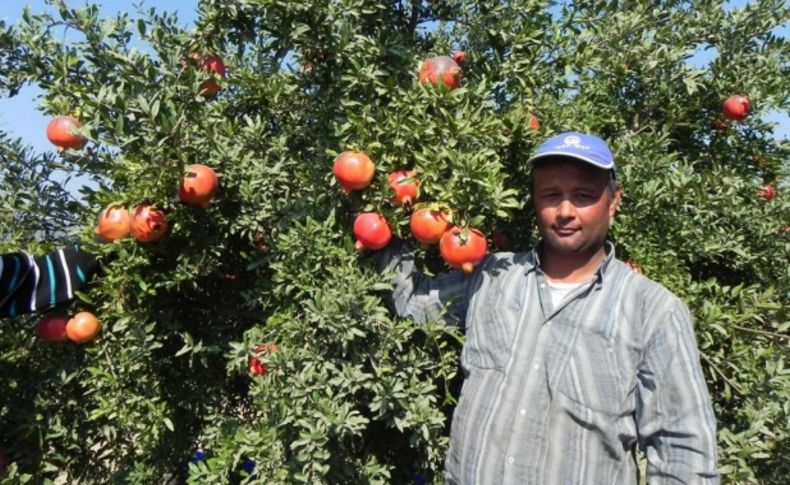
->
[554,329,628,416]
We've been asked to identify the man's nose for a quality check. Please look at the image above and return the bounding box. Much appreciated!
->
[557,198,575,219]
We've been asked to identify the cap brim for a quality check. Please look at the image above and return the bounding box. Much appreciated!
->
[526,151,615,170]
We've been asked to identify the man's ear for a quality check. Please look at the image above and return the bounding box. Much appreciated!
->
[609,184,622,217]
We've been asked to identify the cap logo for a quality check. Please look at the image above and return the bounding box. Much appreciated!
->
[554,134,590,150]
[564,135,581,146]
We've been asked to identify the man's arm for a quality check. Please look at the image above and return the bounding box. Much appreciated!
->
[636,298,719,483]
[0,245,98,318]
[377,239,474,328]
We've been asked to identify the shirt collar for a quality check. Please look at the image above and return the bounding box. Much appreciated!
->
[526,241,617,285]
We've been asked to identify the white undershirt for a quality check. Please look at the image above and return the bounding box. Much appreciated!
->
[547,280,585,307]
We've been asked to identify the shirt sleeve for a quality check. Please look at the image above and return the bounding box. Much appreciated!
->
[376,239,473,328]
[636,298,719,483]
[0,245,98,318]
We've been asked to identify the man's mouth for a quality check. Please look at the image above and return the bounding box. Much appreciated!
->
[553,226,579,236]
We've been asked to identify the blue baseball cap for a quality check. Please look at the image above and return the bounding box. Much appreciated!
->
[527,131,616,172]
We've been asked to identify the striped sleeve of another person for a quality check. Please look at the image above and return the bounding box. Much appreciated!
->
[0,246,97,318]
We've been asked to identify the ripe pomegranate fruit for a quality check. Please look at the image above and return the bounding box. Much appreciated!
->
[130,205,169,243]
[439,227,488,273]
[178,164,219,207]
[333,151,375,191]
[419,56,462,90]
[388,170,419,207]
[410,208,450,244]
[36,313,69,342]
[759,184,776,201]
[46,116,86,151]
[722,94,750,122]
[66,311,101,344]
[250,343,278,376]
[95,204,131,242]
[196,53,226,96]
[451,51,466,63]
[353,213,392,251]
[527,113,540,130]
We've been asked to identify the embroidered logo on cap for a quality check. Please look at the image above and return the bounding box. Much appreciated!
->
[564,135,581,146]
[556,135,590,150]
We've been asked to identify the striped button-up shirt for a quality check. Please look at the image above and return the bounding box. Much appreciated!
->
[383,241,718,484]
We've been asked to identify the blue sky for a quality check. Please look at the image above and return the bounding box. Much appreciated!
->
[0,0,786,159]
[0,0,199,157]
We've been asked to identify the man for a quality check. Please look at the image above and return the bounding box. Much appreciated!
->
[0,245,97,318]
[378,132,718,483]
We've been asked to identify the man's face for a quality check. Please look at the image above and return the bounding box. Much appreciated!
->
[532,159,620,258]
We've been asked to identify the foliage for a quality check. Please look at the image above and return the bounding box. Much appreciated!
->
[0,0,788,483]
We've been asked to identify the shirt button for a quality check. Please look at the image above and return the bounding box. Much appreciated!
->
[533,363,540,370]
[545,320,552,326]
[508,456,515,464]
[540,283,546,288]
[519,408,527,416]
[607,345,614,353]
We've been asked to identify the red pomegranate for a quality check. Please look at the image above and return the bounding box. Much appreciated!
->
[439,227,488,273]
[95,204,131,242]
[451,51,466,63]
[250,343,278,376]
[66,311,101,344]
[197,53,226,96]
[36,313,69,342]
[46,116,86,151]
[353,213,392,251]
[410,208,450,244]
[419,56,462,90]
[388,170,419,207]
[527,113,540,130]
[722,94,750,122]
[759,184,776,201]
[178,164,219,207]
[130,205,169,243]
[333,151,375,191]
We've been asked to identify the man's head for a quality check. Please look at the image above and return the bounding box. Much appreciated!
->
[527,132,621,258]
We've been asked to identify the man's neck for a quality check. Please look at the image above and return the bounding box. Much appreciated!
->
[539,244,607,283]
